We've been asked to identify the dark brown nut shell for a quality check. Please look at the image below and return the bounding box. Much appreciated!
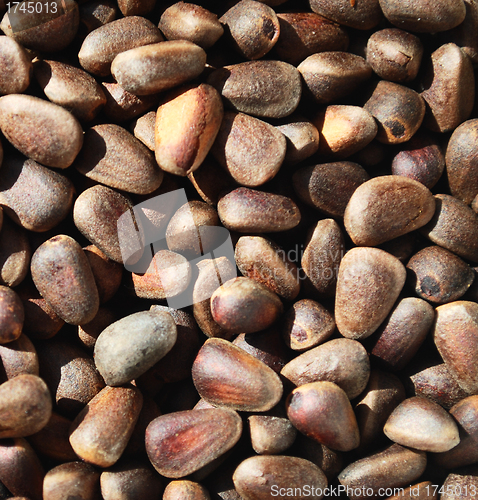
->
[444,0,478,63]
[248,412,297,455]
[78,307,116,351]
[74,185,133,264]
[355,370,406,452]
[28,411,77,462]
[446,118,478,204]
[275,115,320,164]
[0,333,39,381]
[293,162,370,218]
[419,43,474,133]
[145,408,242,478]
[286,381,360,452]
[433,301,478,394]
[220,0,280,60]
[131,110,156,151]
[309,0,383,30]
[378,0,466,32]
[210,277,283,334]
[211,111,286,187]
[0,155,74,233]
[117,0,156,16]
[192,337,283,412]
[217,187,301,233]
[36,338,105,416]
[163,479,210,500]
[0,94,83,169]
[0,286,23,344]
[31,235,99,325]
[344,175,435,246]
[434,395,478,469]
[0,438,44,500]
[78,16,164,77]
[441,471,478,500]
[34,59,106,123]
[234,236,300,300]
[301,219,344,297]
[0,0,79,52]
[421,194,478,262]
[366,28,423,82]
[281,338,370,399]
[407,246,474,304]
[364,80,426,144]
[100,460,163,500]
[391,131,445,189]
[274,12,349,66]
[94,310,177,387]
[0,374,51,439]
[282,299,335,351]
[131,249,192,300]
[0,37,32,95]
[111,41,207,96]
[367,297,434,371]
[0,216,30,287]
[69,385,143,468]
[43,461,100,500]
[83,245,123,304]
[155,84,223,177]
[208,61,301,119]
[335,247,407,340]
[79,0,117,34]
[338,444,427,500]
[233,456,327,499]
[384,396,460,452]
[101,82,159,123]
[298,52,372,104]
[159,2,223,49]
[74,124,163,195]
[314,105,377,159]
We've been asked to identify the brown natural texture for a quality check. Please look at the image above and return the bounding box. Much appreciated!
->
[309,0,383,29]
[117,0,156,16]
[281,338,370,399]
[338,444,427,500]
[75,124,163,195]
[282,299,335,351]
[274,12,349,65]
[42,461,100,500]
[111,41,207,96]
[364,81,426,143]
[344,175,435,246]
[78,16,163,76]
[34,60,106,123]
[422,194,478,261]
[146,408,242,478]
[163,480,210,500]
[159,2,223,49]
[0,216,30,287]
[0,286,24,344]
[384,396,460,452]
[335,247,407,340]
[355,370,406,451]
[0,333,38,381]
[69,385,143,468]
[446,118,478,204]
[419,43,474,133]
[293,162,370,217]
[79,0,117,33]
[211,111,286,187]
[94,310,177,386]
[235,236,300,300]
[217,187,301,232]
[210,277,283,334]
[0,0,79,52]
[233,456,327,499]
[155,84,223,176]
[208,61,301,119]
[192,337,283,411]
[131,110,156,150]
[248,411,297,455]
[0,374,51,439]
[0,37,32,95]
[275,115,320,164]
[0,95,83,169]
[31,235,99,325]
[298,52,372,104]
[286,381,360,452]
[220,0,280,60]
